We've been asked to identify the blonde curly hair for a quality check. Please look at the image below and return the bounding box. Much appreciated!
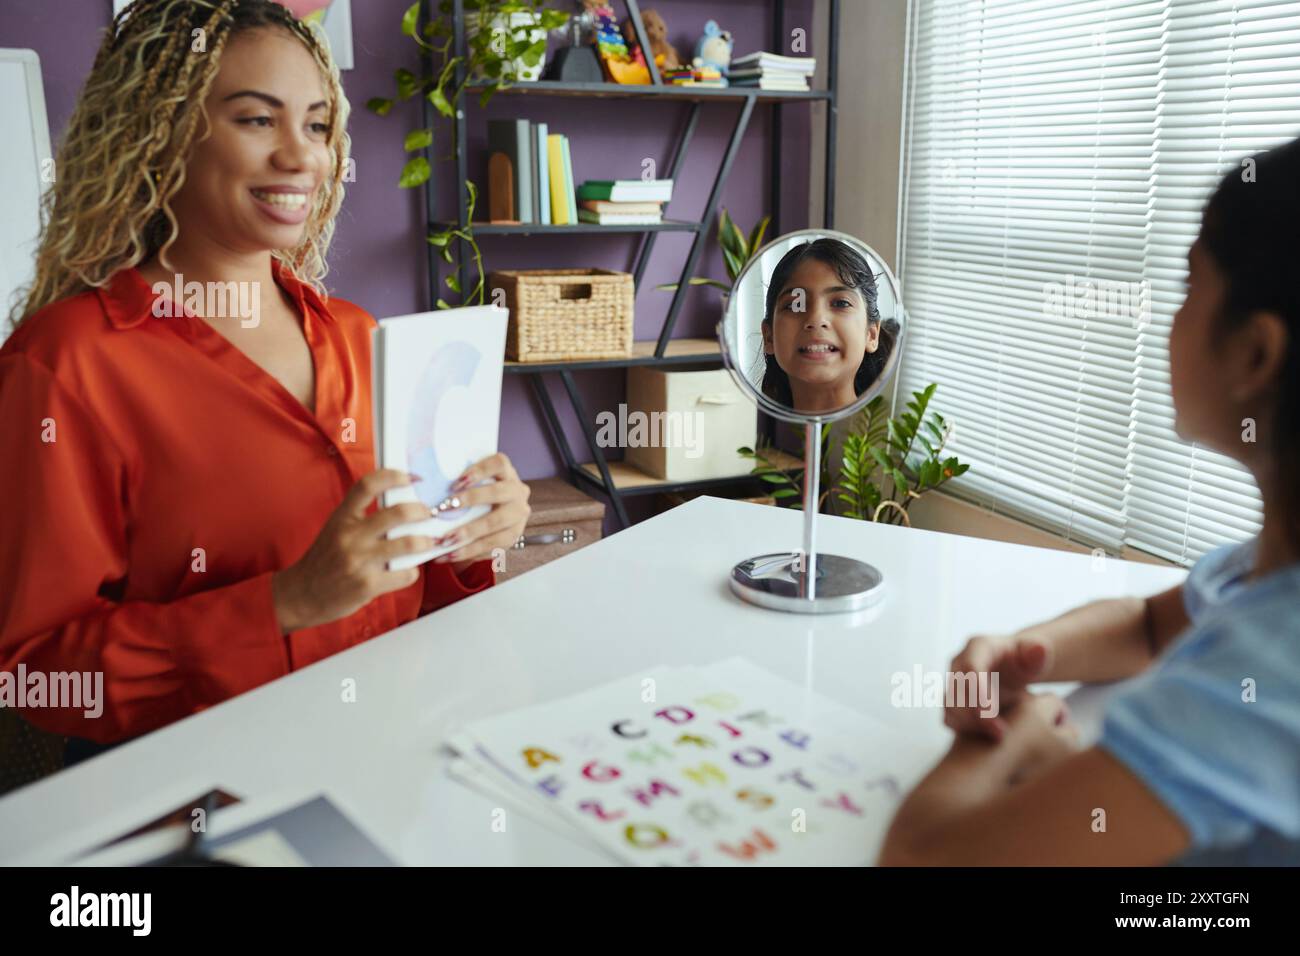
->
[9,0,351,330]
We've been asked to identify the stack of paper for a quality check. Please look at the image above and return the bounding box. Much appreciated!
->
[728,52,817,91]
[446,657,911,866]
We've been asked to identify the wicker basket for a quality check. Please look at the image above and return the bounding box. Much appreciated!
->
[489,269,634,362]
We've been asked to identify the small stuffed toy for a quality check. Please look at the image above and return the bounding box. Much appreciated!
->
[621,9,682,71]
[692,19,733,76]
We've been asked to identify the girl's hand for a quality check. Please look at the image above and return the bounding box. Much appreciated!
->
[431,452,531,570]
[944,633,1052,741]
[272,469,436,632]
[1000,692,1080,783]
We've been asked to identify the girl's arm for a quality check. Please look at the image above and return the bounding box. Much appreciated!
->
[1024,584,1190,684]
[947,585,1190,739]
[881,696,1191,865]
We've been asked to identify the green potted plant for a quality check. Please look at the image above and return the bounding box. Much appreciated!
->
[739,384,970,523]
[656,207,770,304]
[368,1,570,307]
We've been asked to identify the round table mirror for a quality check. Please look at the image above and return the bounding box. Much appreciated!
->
[716,229,907,613]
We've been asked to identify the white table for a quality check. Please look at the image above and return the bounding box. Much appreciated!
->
[0,496,1186,865]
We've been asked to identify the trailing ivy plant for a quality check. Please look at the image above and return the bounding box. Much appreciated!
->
[368,1,569,307]
[738,384,970,524]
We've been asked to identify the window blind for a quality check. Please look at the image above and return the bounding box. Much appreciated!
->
[898,0,1296,564]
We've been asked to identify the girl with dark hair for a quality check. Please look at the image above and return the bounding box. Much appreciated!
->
[760,237,899,414]
[879,137,1300,866]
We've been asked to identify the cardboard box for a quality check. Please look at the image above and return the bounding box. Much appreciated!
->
[624,365,758,481]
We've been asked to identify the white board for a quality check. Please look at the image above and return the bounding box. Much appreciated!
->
[0,49,53,339]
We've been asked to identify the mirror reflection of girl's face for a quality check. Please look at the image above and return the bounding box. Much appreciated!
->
[764,259,879,410]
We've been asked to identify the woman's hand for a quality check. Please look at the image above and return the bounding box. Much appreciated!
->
[999,692,1080,784]
[272,469,438,632]
[431,452,531,571]
[943,633,1052,741]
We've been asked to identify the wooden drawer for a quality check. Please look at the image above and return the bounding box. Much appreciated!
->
[495,478,605,581]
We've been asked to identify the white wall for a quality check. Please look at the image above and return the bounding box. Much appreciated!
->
[810,0,908,271]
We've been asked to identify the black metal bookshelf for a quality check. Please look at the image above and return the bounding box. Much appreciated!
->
[420,0,835,529]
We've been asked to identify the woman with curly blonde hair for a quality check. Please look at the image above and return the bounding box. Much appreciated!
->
[0,0,530,768]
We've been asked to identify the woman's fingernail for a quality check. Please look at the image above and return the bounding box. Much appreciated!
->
[407,472,423,483]
[452,475,470,491]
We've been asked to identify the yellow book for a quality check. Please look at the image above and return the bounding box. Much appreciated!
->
[547,134,569,225]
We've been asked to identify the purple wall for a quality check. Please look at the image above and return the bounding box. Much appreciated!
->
[1,0,816,526]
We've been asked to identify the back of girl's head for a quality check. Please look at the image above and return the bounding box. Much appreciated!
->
[760,237,899,407]
[1202,138,1300,329]
[1201,136,1300,534]
[9,0,349,331]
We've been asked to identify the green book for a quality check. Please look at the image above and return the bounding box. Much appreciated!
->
[576,179,674,203]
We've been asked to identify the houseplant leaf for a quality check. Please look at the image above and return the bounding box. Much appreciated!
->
[404,128,433,151]
[401,2,420,38]
[399,156,430,188]
[747,215,771,258]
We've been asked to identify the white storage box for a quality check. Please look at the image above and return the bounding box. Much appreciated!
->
[624,365,757,482]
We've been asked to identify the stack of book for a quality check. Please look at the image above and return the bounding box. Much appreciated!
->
[487,119,579,225]
[727,51,817,91]
[664,65,726,87]
[575,179,674,225]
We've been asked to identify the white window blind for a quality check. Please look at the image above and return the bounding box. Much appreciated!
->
[897,0,1297,564]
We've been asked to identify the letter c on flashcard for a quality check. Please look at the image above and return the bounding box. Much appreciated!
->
[611,719,647,739]
[407,340,482,512]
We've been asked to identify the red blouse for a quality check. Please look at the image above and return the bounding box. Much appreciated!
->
[0,260,494,743]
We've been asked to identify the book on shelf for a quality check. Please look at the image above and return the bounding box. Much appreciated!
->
[487,119,533,223]
[576,209,663,225]
[546,133,574,225]
[579,199,663,215]
[576,179,674,203]
[533,122,549,225]
[730,76,811,90]
[729,51,818,75]
[560,135,577,224]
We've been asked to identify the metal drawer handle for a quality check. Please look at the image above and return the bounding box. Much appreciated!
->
[513,528,577,549]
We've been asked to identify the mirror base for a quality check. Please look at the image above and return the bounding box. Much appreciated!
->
[729,553,885,614]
